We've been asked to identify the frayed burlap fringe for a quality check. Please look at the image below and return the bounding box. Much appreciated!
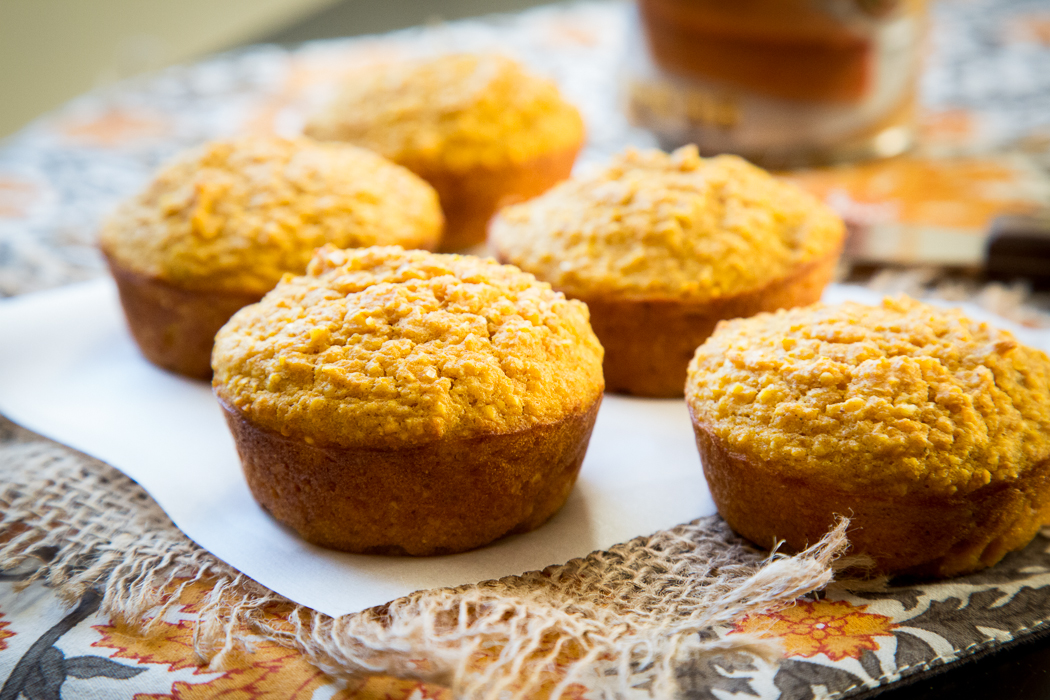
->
[0,415,848,699]
[264,524,848,698]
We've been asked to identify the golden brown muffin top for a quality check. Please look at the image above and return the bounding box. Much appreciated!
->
[100,136,443,295]
[686,297,1050,498]
[490,146,844,302]
[212,245,605,448]
[304,54,585,171]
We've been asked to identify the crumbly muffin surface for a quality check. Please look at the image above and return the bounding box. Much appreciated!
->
[686,297,1050,497]
[491,146,844,301]
[100,137,442,295]
[304,54,584,171]
[213,246,604,448]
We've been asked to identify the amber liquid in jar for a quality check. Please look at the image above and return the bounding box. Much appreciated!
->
[625,0,926,168]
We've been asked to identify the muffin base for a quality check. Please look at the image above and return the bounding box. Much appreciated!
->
[575,250,839,398]
[693,422,1050,577]
[409,144,581,252]
[106,256,263,380]
[219,396,602,555]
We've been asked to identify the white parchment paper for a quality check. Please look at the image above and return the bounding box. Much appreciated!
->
[0,280,1046,617]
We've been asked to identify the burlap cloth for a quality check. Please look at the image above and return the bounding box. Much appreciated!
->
[2,2,1050,698]
[0,415,857,698]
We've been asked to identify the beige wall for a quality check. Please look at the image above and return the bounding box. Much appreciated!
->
[0,0,341,139]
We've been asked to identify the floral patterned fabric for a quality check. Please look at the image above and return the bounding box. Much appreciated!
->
[3,528,1050,699]
[714,539,1050,697]
[2,0,1050,698]
[0,573,450,700]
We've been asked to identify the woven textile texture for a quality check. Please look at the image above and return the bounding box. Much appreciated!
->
[0,414,852,699]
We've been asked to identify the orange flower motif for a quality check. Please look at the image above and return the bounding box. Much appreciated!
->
[58,109,170,147]
[730,600,896,661]
[785,156,1040,231]
[0,614,14,651]
[1005,15,1050,46]
[464,633,593,700]
[92,578,451,700]
[0,178,39,219]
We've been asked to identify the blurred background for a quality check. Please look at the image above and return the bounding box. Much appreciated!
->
[2,0,1049,292]
[0,0,556,139]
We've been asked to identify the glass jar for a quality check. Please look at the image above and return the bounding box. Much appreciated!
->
[624,0,927,168]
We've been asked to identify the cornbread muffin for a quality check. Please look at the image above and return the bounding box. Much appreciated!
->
[100,136,443,378]
[686,297,1050,577]
[491,146,845,396]
[305,54,585,250]
[212,245,605,555]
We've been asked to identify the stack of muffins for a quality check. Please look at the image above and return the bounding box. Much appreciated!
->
[102,51,1050,574]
